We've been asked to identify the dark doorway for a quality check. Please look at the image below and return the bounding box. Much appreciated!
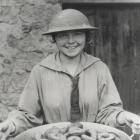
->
[62,3,140,114]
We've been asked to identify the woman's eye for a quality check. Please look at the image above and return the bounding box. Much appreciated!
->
[75,32,84,36]
[55,32,67,39]
[59,32,67,38]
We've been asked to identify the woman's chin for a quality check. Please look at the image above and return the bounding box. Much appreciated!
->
[62,52,81,59]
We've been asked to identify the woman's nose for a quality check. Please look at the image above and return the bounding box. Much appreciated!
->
[68,33,75,43]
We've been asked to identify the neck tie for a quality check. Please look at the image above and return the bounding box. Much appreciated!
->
[70,75,82,122]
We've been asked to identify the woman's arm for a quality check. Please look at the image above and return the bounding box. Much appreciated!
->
[95,63,124,128]
[7,65,44,135]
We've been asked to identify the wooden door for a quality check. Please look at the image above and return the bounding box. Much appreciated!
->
[63,3,140,114]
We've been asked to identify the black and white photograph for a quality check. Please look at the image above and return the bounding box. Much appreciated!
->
[0,0,140,140]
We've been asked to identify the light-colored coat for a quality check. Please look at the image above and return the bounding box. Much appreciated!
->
[9,52,123,135]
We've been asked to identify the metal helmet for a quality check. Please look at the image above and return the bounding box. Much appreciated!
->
[42,9,97,35]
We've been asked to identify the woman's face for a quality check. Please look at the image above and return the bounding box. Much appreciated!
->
[54,30,86,58]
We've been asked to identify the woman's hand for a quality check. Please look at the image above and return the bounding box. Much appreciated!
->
[117,111,140,134]
[0,120,15,140]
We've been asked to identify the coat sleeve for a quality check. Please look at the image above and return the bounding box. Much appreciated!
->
[8,65,44,135]
[95,63,124,128]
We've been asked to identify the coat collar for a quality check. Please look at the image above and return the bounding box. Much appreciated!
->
[39,51,100,75]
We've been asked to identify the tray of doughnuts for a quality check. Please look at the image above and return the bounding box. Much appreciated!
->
[14,122,132,140]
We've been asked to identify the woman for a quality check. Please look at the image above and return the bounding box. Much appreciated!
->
[0,9,140,140]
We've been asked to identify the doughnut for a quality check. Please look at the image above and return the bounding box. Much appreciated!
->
[67,136,81,140]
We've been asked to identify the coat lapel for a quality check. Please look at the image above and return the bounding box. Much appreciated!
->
[39,51,101,75]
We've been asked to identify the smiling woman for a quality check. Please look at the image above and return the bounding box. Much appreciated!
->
[0,9,140,140]
[55,31,86,62]
[43,9,97,76]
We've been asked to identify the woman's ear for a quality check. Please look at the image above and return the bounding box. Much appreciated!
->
[86,32,94,47]
[84,31,95,53]
[50,35,56,43]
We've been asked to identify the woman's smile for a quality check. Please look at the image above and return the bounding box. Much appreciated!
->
[64,44,80,49]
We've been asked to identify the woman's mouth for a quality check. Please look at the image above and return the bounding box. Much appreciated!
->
[64,44,79,49]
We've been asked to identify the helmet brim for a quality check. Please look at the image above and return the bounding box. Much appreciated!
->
[42,26,98,35]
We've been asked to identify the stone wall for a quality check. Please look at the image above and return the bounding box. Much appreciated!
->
[0,0,61,122]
